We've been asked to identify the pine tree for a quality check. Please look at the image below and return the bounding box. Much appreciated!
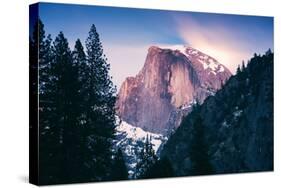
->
[111,148,128,180]
[72,39,87,84]
[33,19,54,136]
[189,115,213,175]
[50,31,81,183]
[134,135,158,179]
[265,48,272,56]
[236,64,241,75]
[84,24,117,181]
[72,39,87,121]
[31,19,60,184]
[32,19,53,95]
[69,39,90,182]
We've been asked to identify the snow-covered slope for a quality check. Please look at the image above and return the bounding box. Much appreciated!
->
[159,45,227,75]
[116,120,166,152]
[114,118,167,178]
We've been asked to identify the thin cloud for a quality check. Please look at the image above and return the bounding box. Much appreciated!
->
[174,16,253,73]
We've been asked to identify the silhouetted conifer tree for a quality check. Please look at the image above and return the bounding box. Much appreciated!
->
[84,24,117,181]
[135,135,158,179]
[51,32,81,182]
[236,64,241,75]
[31,19,60,184]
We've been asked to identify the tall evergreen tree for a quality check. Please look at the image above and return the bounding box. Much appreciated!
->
[69,39,90,182]
[50,32,81,183]
[84,24,117,181]
[31,19,59,184]
[32,19,53,95]
[33,19,53,133]
[134,135,158,179]
[72,39,87,84]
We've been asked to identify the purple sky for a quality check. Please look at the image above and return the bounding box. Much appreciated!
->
[38,3,273,89]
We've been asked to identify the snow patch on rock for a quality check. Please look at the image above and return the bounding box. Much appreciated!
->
[157,45,227,76]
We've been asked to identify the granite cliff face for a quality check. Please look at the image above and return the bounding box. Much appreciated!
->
[116,45,232,134]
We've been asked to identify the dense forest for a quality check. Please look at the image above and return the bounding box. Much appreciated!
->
[30,19,128,184]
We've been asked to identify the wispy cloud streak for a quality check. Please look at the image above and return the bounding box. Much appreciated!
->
[174,16,266,73]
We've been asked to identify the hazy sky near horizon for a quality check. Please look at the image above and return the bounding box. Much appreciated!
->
[38,3,273,90]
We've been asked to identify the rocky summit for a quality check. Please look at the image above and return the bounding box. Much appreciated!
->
[116,45,232,134]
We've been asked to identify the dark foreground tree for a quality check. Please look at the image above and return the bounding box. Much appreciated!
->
[83,24,117,181]
[111,148,128,180]
[51,32,82,183]
[72,39,87,85]
[68,39,90,182]
[31,19,60,184]
[143,157,174,178]
[134,135,158,179]
[35,20,118,184]
[189,114,213,175]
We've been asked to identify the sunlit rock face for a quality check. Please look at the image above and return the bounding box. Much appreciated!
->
[116,45,232,134]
